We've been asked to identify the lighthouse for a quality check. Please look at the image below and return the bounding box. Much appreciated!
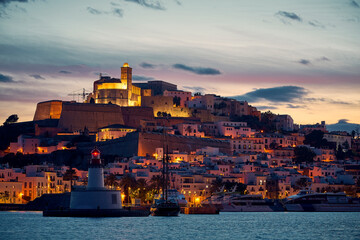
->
[43,148,150,217]
[69,148,122,210]
[87,148,105,190]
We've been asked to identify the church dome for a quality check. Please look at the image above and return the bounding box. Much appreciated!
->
[123,62,129,67]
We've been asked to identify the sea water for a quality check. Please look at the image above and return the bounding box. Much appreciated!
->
[0,211,359,240]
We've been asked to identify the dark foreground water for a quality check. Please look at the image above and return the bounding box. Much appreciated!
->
[0,211,359,240]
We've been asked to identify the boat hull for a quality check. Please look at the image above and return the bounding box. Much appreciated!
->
[150,203,180,216]
[285,203,360,212]
[221,204,283,212]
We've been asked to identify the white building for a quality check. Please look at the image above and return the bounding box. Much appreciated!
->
[216,121,254,138]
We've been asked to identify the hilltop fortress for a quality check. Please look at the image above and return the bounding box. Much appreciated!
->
[33,63,177,132]
[26,62,264,157]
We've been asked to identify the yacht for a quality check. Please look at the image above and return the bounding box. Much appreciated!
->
[202,194,284,212]
[284,191,360,212]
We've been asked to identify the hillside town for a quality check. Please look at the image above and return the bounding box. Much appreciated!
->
[1,63,359,207]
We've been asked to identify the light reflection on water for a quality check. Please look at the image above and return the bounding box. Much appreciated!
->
[0,211,360,240]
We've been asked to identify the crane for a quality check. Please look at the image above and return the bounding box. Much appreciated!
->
[68,88,91,102]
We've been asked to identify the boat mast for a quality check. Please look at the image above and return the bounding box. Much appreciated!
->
[161,116,170,202]
[162,120,166,201]
[165,145,169,201]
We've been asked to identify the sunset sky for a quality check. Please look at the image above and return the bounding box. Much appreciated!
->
[0,0,359,125]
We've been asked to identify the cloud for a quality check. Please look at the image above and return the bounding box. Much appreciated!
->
[112,8,123,17]
[0,0,28,5]
[287,104,303,109]
[87,7,102,15]
[308,20,325,28]
[256,105,278,110]
[232,86,308,103]
[317,56,330,62]
[140,62,156,69]
[87,6,124,18]
[0,87,61,102]
[328,100,352,105]
[132,75,155,81]
[173,63,221,75]
[124,0,165,10]
[59,70,72,74]
[0,73,14,82]
[304,97,354,106]
[111,2,121,6]
[276,11,302,22]
[174,0,181,5]
[0,0,29,17]
[182,86,207,93]
[338,119,349,124]
[350,0,360,8]
[298,59,311,65]
[29,74,45,80]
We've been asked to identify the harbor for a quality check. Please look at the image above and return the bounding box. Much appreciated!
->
[1,211,360,240]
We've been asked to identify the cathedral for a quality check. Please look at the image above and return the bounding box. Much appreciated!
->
[86,63,143,106]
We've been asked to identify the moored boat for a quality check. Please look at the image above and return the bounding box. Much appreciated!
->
[202,194,284,212]
[284,191,360,212]
[150,199,180,216]
[150,145,180,216]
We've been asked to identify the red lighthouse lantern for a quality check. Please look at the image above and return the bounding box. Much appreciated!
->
[90,148,101,165]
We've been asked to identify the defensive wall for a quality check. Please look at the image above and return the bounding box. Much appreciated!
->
[77,131,231,158]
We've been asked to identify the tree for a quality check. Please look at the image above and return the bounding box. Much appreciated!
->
[223,181,247,194]
[133,179,148,203]
[149,175,162,194]
[266,175,280,199]
[173,96,181,107]
[0,191,10,203]
[293,146,316,164]
[342,140,350,150]
[293,177,310,191]
[3,114,18,126]
[210,177,223,194]
[119,174,137,204]
[218,101,227,109]
[269,142,278,149]
[186,125,192,136]
[105,173,119,189]
[157,112,169,118]
[304,130,329,148]
[260,111,276,132]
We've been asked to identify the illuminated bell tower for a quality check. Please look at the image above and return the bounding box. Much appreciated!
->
[121,63,132,105]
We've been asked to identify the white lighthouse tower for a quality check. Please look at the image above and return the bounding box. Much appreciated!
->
[87,148,105,190]
[70,148,122,210]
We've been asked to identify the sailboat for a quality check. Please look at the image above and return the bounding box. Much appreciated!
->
[150,145,180,216]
